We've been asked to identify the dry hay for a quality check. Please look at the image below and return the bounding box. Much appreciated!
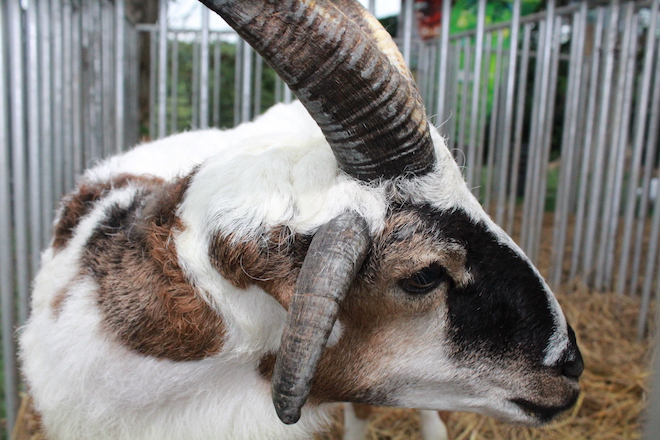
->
[12,288,655,440]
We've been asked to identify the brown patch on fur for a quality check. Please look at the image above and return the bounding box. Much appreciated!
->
[209,227,312,308]
[53,174,165,251]
[82,173,226,361]
[258,353,277,380]
[50,287,70,318]
[351,403,375,420]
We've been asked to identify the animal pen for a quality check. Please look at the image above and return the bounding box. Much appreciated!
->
[0,0,659,438]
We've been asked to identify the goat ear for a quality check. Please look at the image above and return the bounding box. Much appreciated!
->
[271,211,370,424]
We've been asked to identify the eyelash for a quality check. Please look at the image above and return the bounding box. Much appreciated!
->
[398,264,448,295]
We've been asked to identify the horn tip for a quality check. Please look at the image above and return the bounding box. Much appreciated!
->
[273,393,303,425]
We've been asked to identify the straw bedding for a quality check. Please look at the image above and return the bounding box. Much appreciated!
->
[12,286,654,440]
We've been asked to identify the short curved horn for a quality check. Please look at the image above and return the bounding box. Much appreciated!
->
[271,211,370,424]
[199,0,436,181]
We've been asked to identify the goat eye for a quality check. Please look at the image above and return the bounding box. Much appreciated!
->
[399,265,446,294]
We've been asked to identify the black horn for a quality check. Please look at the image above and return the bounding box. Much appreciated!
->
[271,211,370,424]
[199,0,436,181]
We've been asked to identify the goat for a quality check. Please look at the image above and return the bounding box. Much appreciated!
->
[19,1,583,439]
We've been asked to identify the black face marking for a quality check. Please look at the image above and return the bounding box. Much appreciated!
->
[409,205,556,364]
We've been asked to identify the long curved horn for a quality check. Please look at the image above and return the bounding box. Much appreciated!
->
[199,0,436,181]
[271,211,370,424]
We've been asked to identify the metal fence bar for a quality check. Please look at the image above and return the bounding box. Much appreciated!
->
[7,0,31,328]
[506,22,532,237]
[603,6,638,289]
[551,3,587,288]
[158,0,169,138]
[115,0,125,153]
[484,30,504,210]
[595,1,635,289]
[0,1,18,433]
[200,8,210,129]
[570,7,605,279]
[39,0,54,245]
[27,0,43,277]
[465,0,486,190]
[583,1,619,283]
[434,0,451,126]
[473,32,492,200]
[495,0,521,226]
[171,34,180,133]
[617,0,659,295]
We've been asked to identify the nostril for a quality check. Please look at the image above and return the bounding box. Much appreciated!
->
[560,356,584,380]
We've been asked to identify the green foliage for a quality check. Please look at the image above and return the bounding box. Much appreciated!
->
[160,39,279,135]
[451,0,544,33]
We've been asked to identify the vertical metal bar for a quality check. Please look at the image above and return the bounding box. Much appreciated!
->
[148,30,158,137]
[533,15,561,264]
[595,2,634,289]
[446,42,459,152]
[368,0,375,14]
[473,32,492,201]
[637,175,660,339]
[583,0,619,284]
[233,39,242,126]
[402,0,413,66]
[521,19,547,257]
[81,0,103,164]
[617,0,658,295]
[212,38,222,127]
[101,1,114,158]
[0,1,18,433]
[115,0,125,152]
[495,0,520,225]
[551,3,586,288]
[506,23,532,237]
[27,0,43,276]
[170,34,179,133]
[484,30,504,210]
[630,50,660,294]
[283,82,293,104]
[602,7,638,289]
[253,55,263,116]
[39,0,54,245]
[435,0,451,125]
[52,0,64,197]
[456,37,471,171]
[466,0,486,190]
[241,42,253,123]
[8,0,31,328]
[200,7,210,129]
[192,32,200,129]
[570,7,605,280]
[158,0,168,138]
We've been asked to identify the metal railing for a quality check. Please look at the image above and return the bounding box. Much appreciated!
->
[0,0,139,435]
[1,0,658,437]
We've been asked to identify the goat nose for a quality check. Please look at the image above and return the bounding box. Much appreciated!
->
[560,355,584,380]
[559,325,584,380]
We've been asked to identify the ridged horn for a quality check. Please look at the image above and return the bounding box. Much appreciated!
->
[199,0,436,181]
[271,211,370,424]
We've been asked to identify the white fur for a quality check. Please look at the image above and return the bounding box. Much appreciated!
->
[20,101,571,440]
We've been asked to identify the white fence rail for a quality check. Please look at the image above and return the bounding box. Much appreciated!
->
[1,0,659,436]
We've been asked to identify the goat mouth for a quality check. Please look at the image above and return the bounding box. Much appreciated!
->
[510,394,579,424]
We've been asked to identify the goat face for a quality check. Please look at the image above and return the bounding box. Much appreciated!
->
[307,204,582,425]
[205,0,584,428]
